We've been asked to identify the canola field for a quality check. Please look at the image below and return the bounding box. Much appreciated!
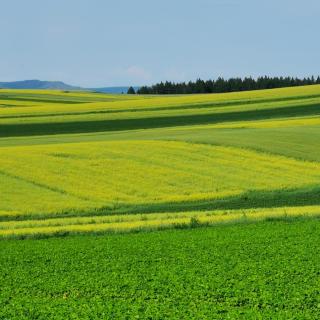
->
[0,86,320,237]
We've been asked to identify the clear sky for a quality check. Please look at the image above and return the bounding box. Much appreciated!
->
[1,0,319,87]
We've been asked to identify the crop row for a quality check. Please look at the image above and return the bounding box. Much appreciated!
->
[1,205,319,239]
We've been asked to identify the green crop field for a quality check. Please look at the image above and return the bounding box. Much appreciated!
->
[1,86,320,318]
[1,219,320,319]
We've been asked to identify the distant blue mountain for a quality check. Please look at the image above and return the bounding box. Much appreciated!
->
[0,80,140,94]
[90,86,140,94]
[0,80,81,90]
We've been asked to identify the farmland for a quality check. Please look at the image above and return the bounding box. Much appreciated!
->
[0,86,320,237]
[1,219,320,319]
[1,86,320,318]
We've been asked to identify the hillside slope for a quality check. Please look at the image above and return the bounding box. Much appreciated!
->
[0,85,319,237]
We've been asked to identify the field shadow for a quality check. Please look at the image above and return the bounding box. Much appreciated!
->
[1,102,320,137]
[3,186,320,222]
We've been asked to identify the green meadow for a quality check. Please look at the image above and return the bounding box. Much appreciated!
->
[1,86,320,318]
[1,219,320,319]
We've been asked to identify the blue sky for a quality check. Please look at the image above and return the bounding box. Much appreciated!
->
[1,0,319,87]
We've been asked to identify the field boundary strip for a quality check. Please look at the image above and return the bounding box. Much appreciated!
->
[0,205,319,239]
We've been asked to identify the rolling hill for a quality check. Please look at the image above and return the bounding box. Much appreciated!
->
[0,85,319,233]
[1,86,320,318]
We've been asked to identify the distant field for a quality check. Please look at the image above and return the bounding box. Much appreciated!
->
[1,85,320,137]
[0,86,320,237]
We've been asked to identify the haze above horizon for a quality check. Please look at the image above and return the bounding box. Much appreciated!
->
[1,0,320,87]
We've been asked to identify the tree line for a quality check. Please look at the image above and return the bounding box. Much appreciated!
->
[127,76,320,94]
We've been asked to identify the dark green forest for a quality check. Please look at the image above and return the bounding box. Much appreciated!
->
[134,76,320,94]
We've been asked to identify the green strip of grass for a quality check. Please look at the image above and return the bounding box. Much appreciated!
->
[1,186,319,222]
[1,102,319,137]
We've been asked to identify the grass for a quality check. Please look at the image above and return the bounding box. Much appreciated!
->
[1,219,320,319]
